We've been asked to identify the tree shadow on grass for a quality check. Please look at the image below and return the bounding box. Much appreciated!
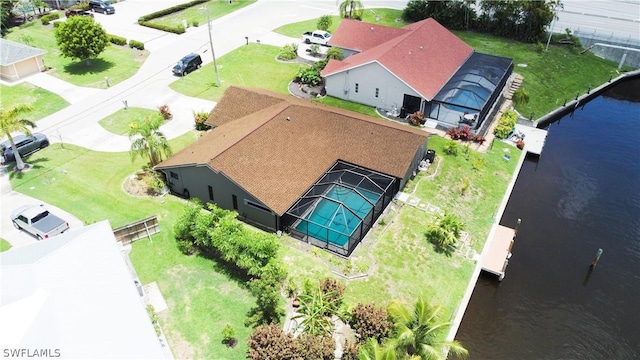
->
[63,58,115,75]
[196,249,252,289]
[426,234,455,257]
[6,157,49,181]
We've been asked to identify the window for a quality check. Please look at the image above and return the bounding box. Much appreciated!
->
[375,88,379,98]
[170,171,179,180]
[232,195,238,210]
[208,186,214,201]
[355,83,359,93]
[245,200,271,213]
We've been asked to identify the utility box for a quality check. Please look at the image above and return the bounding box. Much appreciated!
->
[425,149,436,163]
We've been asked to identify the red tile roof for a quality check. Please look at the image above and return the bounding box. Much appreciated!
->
[157,87,430,215]
[328,19,410,52]
[322,18,473,100]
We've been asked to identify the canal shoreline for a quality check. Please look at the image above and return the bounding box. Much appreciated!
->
[445,69,640,349]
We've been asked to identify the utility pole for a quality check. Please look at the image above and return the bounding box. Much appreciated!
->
[201,6,220,87]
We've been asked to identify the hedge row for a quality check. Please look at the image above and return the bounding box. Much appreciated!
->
[138,0,207,22]
[40,12,60,25]
[138,21,185,34]
[129,40,145,50]
[494,109,518,139]
[108,34,127,46]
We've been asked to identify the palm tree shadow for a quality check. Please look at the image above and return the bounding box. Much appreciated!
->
[426,234,455,257]
[7,157,49,180]
[63,58,115,75]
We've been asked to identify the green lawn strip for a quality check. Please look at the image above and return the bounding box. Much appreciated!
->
[99,108,159,135]
[5,19,148,88]
[147,0,256,29]
[8,131,254,358]
[169,43,300,101]
[131,232,254,359]
[8,131,198,227]
[0,239,12,252]
[454,30,620,117]
[272,8,407,37]
[314,96,380,117]
[0,83,68,121]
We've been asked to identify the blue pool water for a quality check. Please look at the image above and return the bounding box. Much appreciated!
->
[444,85,490,112]
[295,185,381,246]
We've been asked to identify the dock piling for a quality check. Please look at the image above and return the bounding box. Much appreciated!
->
[590,248,603,269]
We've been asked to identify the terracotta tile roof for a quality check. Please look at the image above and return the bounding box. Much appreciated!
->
[328,19,409,52]
[157,87,430,215]
[321,18,473,100]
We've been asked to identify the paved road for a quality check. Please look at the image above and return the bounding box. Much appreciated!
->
[553,0,640,40]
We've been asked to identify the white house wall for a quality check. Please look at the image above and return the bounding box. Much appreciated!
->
[324,62,422,112]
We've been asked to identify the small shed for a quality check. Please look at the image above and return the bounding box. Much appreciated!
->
[0,39,47,82]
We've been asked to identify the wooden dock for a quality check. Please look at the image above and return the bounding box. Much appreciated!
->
[481,225,516,281]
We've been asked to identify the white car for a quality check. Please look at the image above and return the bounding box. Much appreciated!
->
[11,204,70,240]
[301,30,332,45]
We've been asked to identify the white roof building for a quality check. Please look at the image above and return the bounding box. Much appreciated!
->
[0,220,166,359]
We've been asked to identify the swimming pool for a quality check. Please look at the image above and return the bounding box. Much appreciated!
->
[443,85,490,112]
[295,184,381,247]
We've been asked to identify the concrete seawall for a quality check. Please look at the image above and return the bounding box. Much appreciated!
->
[535,69,640,129]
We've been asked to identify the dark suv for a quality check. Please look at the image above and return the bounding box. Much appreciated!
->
[1,133,49,163]
[65,9,94,18]
[172,53,202,76]
[89,0,115,14]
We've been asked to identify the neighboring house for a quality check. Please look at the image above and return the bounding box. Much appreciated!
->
[0,39,47,82]
[0,221,167,359]
[322,18,513,130]
[155,86,430,256]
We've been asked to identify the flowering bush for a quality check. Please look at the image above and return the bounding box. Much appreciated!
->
[158,104,172,120]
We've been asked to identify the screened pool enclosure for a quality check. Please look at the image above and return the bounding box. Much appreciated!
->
[427,52,513,129]
[283,161,396,257]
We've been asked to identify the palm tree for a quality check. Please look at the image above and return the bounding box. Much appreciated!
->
[512,87,531,108]
[0,104,35,171]
[292,287,336,336]
[358,338,397,360]
[128,115,172,167]
[425,211,464,251]
[387,298,468,360]
[339,0,364,19]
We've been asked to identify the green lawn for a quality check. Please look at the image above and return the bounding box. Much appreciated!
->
[169,43,300,101]
[8,132,254,359]
[453,31,620,118]
[282,135,519,317]
[5,19,149,88]
[273,8,407,37]
[0,239,12,252]
[146,0,256,29]
[0,83,68,121]
[99,108,159,135]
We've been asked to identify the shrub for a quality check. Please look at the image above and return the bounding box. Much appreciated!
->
[443,140,459,156]
[319,278,345,308]
[494,109,518,139]
[325,46,344,61]
[158,104,172,120]
[194,111,211,131]
[53,21,61,28]
[221,324,236,347]
[349,303,393,343]
[190,20,199,27]
[277,43,298,61]
[108,34,127,46]
[40,12,60,25]
[128,39,145,50]
[316,15,332,31]
[408,111,425,126]
[138,21,186,34]
[295,65,322,86]
[297,334,335,360]
[448,124,473,140]
[247,324,299,360]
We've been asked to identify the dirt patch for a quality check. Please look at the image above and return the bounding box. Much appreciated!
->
[122,170,166,197]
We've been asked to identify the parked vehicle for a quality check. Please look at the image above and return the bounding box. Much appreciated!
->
[1,133,49,163]
[65,9,94,18]
[301,30,332,45]
[89,0,115,14]
[172,53,202,76]
[11,204,70,240]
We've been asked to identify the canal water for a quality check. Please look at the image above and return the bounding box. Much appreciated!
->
[455,77,640,359]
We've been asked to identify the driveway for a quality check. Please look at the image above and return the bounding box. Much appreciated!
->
[0,166,84,249]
